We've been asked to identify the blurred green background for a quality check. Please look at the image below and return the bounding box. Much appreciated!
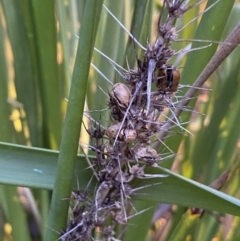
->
[0,0,240,240]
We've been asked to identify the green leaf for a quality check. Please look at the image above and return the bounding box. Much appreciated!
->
[45,1,103,240]
[0,16,12,142]
[123,200,156,241]
[167,210,200,241]
[1,142,239,218]
[0,142,91,190]
[134,166,240,216]
[31,0,62,149]
[2,0,40,146]
[0,185,31,241]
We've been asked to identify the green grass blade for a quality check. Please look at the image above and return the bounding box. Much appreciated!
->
[123,200,156,241]
[1,142,239,218]
[45,1,103,240]
[188,52,240,181]
[134,166,240,216]
[0,142,91,190]
[31,0,62,149]
[0,185,31,241]
[19,0,44,146]
[0,16,12,142]
[2,0,40,145]
[56,0,71,94]
[167,210,200,241]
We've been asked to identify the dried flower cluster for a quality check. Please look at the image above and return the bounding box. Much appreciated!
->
[61,1,193,240]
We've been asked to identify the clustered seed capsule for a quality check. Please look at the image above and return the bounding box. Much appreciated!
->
[109,83,132,121]
[105,123,137,143]
[110,83,131,108]
[133,144,159,164]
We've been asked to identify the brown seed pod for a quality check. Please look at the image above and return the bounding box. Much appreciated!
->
[105,123,137,143]
[110,83,131,109]
[156,65,180,93]
[124,129,137,143]
[105,123,123,140]
[133,144,159,164]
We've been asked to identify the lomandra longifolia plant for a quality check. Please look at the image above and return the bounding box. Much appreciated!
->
[60,1,225,240]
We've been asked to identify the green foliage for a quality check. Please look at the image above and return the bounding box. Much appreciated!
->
[0,1,239,241]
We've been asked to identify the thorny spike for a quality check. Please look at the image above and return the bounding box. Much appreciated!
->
[161,112,194,137]
[154,135,174,153]
[109,61,126,79]
[120,189,127,222]
[174,43,212,56]
[102,5,147,51]
[176,0,221,33]
[98,85,109,98]
[62,1,208,240]
[146,59,156,114]
[179,84,211,91]
[127,207,153,220]
[91,63,113,86]
[117,154,125,195]
[94,47,127,72]
[83,113,101,127]
[131,182,162,193]
[59,221,84,240]
[79,144,99,181]
[176,38,236,46]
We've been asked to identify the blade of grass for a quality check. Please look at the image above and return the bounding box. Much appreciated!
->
[194,215,220,241]
[164,206,188,241]
[2,0,40,146]
[0,11,12,142]
[1,142,240,217]
[133,166,240,216]
[186,31,240,181]
[0,12,31,240]
[31,0,62,149]
[56,0,71,93]
[45,1,103,240]
[0,185,31,241]
[167,210,200,241]
[19,0,44,146]
[0,142,91,190]
[123,200,156,241]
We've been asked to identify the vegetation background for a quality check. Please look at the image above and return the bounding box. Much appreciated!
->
[0,0,240,240]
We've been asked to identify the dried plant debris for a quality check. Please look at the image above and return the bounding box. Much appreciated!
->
[61,1,201,240]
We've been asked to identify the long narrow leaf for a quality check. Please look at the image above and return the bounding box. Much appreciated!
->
[45,1,103,240]
[1,142,240,217]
